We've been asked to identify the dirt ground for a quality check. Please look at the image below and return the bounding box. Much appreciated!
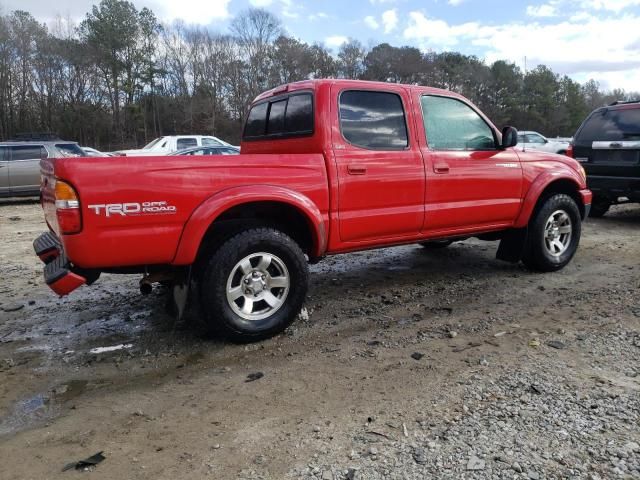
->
[0,199,638,479]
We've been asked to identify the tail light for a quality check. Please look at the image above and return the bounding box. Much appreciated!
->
[566,144,574,158]
[55,179,82,234]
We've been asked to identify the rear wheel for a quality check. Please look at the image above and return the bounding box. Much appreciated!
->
[198,228,308,342]
[522,193,581,272]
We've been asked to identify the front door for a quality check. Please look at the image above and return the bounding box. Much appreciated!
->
[332,87,425,243]
[417,94,523,234]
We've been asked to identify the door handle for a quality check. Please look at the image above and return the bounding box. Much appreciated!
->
[347,165,367,175]
[434,162,449,174]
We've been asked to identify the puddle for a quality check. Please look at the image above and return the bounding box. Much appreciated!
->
[184,351,206,366]
[0,380,91,436]
[53,380,88,402]
[386,265,412,271]
[0,393,54,436]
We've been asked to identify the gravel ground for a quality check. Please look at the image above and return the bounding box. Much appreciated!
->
[0,199,639,479]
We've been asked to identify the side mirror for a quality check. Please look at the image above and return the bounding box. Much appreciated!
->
[501,126,518,149]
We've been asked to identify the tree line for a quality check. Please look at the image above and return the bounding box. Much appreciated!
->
[0,0,637,150]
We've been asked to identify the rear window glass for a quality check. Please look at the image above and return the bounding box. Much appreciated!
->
[243,93,313,140]
[244,102,268,138]
[339,90,408,150]
[55,143,84,157]
[9,145,42,160]
[285,94,313,133]
[267,99,286,135]
[576,108,640,144]
[202,137,222,146]
[143,137,162,149]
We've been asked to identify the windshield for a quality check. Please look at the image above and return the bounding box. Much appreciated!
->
[55,143,85,157]
[143,137,162,149]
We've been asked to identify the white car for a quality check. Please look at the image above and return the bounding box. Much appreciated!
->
[516,131,571,155]
[81,146,111,157]
[114,135,235,156]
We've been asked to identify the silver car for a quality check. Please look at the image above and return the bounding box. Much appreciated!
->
[0,141,85,197]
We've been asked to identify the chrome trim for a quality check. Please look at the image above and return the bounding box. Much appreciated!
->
[55,200,79,209]
[592,141,640,150]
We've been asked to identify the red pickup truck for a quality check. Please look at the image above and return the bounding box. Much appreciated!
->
[34,79,592,342]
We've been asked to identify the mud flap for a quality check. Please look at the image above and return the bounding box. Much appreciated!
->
[172,267,192,321]
[496,227,528,263]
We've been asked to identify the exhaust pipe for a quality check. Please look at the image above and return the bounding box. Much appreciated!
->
[139,281,153,295]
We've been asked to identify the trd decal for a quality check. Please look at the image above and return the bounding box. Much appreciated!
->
[88,201,177,217]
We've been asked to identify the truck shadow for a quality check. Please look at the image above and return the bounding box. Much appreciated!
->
[591,205,640,226]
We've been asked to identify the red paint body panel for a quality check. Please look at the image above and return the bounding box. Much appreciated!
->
[38,79,590,282]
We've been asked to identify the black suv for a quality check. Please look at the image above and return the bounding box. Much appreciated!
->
[570,100,640,217]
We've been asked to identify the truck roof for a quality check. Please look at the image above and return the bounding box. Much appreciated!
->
[252,79,466,104]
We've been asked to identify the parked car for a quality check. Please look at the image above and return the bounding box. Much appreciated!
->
[517,131,571,154]
[114,135,235,156]
[0,140,85,197]
[170,146,240,156]
[34,79,591,342]
[81,146,111,157]
[568,100,640,217]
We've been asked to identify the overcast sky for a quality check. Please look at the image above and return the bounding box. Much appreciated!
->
[1,0,639,92]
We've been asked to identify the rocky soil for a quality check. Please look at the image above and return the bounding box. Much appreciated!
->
[0,199,638,479]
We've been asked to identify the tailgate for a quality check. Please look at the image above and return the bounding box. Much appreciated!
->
[40,157,59,234]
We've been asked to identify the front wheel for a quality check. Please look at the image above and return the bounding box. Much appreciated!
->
[522,194,581,272]
[198,228,309,342]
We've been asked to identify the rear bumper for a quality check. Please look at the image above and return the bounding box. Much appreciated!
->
[33,231,87,296]
[587,175,640,198]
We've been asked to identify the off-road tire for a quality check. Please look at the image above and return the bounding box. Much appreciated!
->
[198,228,308,342]
[522,193,581,272]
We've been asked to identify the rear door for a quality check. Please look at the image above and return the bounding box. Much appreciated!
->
[573,106,640,187]
[417,94,523,233]
[332,86,425,243]
[0,146,9,195]
[8,145,44,195]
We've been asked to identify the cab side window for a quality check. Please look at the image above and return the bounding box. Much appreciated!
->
[339,90,408,150]
[421,95,496,151]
